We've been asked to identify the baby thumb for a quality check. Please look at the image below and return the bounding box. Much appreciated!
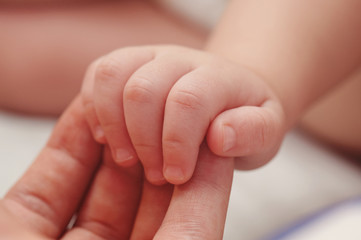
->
[207,105,284,169]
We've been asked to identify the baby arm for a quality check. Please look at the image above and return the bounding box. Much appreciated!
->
[206,0,361,131]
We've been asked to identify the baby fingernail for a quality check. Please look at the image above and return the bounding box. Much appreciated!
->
[223,125,236,152]
[94,125,105,141]
[164,165,185,183]
[115,148,135,165]
[147,169,166,185]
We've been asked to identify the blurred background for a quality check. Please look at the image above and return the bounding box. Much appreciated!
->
[1,0,360,239]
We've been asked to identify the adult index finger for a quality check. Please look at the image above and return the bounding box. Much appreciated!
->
[3,96,102,238]
[155,144,234,240]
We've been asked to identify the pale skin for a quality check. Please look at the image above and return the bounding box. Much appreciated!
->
[81,46,285,185]
[81,0,361,185]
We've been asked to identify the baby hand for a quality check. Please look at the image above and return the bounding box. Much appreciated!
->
[81,45,286,185]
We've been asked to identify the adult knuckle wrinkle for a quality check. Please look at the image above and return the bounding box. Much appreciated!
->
[48,145,90,171]
[79,217,121,240]
[6,188,58,229]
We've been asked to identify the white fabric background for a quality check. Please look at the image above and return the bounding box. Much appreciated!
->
[154,0,227,29]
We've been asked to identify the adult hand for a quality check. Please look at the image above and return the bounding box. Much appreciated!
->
[0,97,234,239]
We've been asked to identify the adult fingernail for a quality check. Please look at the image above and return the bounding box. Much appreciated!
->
[164,165,185,184]
[223,125,236,152]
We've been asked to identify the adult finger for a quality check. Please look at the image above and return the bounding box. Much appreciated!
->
[81,58,107,143]
[0,204,44,239]
[63,147,143,240]
[93,47,155,166]
[154,144,234,240]
[3,96,102,238]
[162,63,266,184]
[123,54,194,184]
[130,181,173,240]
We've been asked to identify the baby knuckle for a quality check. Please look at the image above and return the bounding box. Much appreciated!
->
[94,56,122,83]
[124,77,154,104]
[169,89,205,111]
[133,141,158,153]
[159,44,186,54]
[162,135,185,151]
[84,58,100,77]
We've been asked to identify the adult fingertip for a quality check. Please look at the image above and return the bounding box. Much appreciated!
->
[154,145,233,240]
